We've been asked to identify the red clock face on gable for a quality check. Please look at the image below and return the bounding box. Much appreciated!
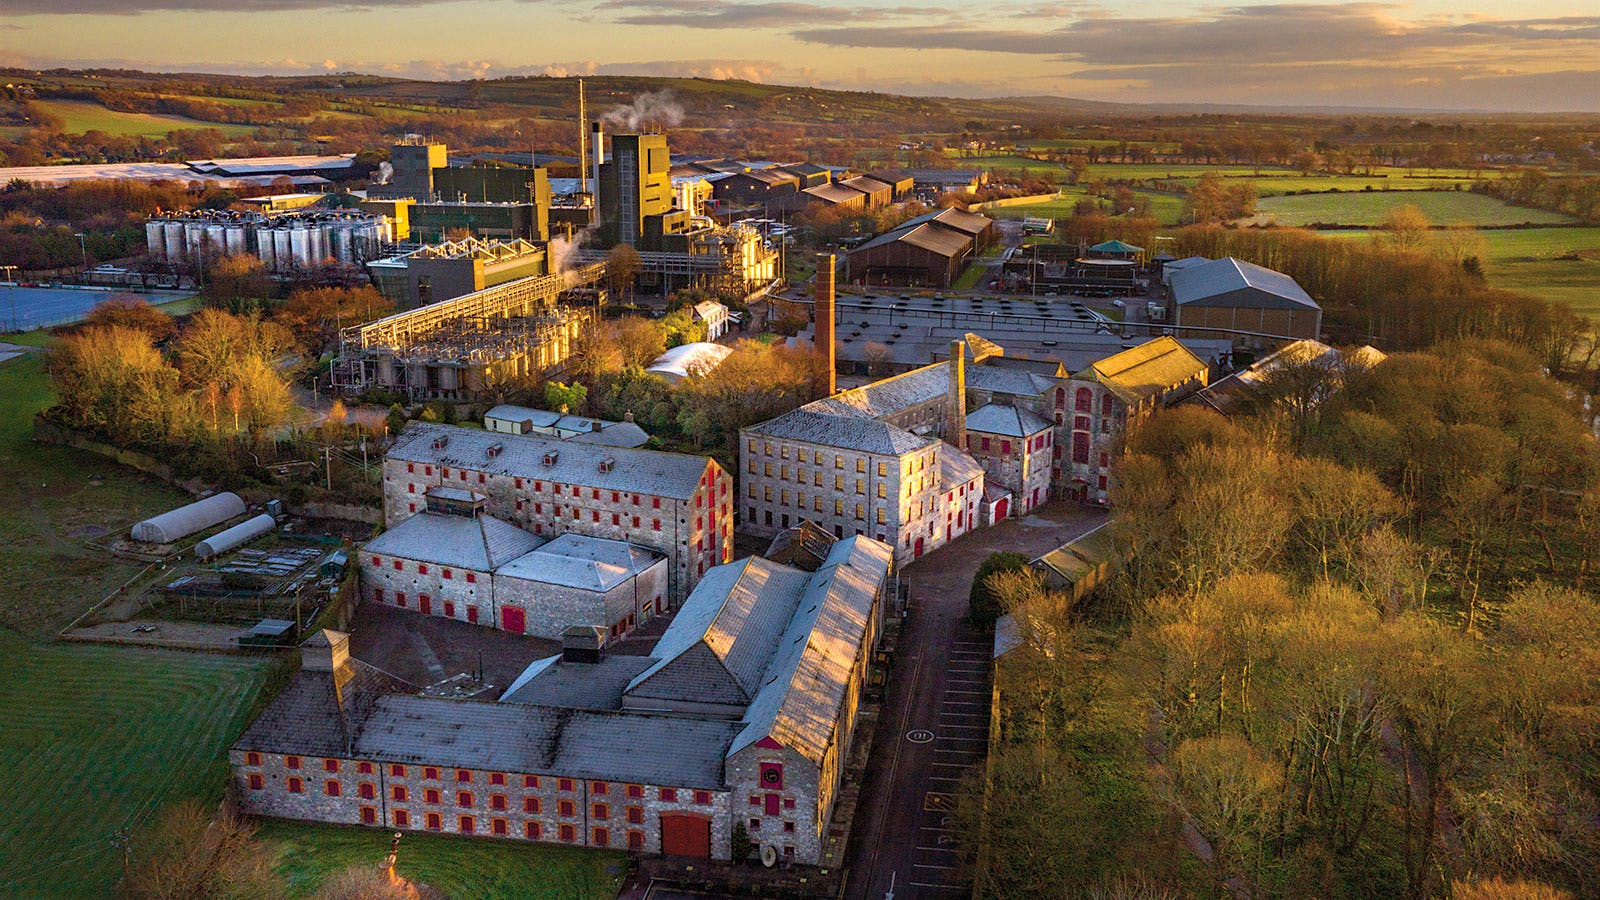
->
[759,762,783,790]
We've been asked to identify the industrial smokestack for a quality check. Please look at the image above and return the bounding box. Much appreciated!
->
[948,339,966,450]
[815,254,836,397]
[590,121,604,205]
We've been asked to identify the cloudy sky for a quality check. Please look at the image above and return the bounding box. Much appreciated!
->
[4,1,1598,111]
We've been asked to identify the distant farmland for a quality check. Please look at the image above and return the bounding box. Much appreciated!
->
[1241,190,1577,227]
[31,100,258,138]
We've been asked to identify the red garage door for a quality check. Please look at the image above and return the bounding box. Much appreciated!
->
[501,606,525,634]
[660,813,711,858]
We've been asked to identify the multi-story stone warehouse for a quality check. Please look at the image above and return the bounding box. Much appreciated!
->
[232,535,895,865]
[384,422,731,603]
[362,486,669,642]
[740,346,989,564]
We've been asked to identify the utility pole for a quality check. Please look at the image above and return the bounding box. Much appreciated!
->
[323,445,334,491]
[74,232,87,276]
[1,264,16,332]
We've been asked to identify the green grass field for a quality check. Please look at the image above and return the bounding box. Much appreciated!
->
[259,821,624,899]
[33,100,257,138]
[0,632,273,896]
[1321,226,1600,317]
[983,187,1186,225]
[0,351,189,639]
[1242,191,1577,227]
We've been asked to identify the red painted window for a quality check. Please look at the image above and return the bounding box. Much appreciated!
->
[456,769,473,783]
[424,789,441,804]
[417,564,428,575]
[407,502,415,513]
[759,762,784,789]
[592,803,608,820]
[426,813,441,831]
[534,481,543,491]
[515,478,523,489]
[612,513,620,525]
[286,755,302,770]
[424,466,432,476]
[359,783,376,799]
[525,822,542,839]
[490,772,506,786]
[749,819,761,830]
[361,806,377,824]
[653,497,661,509]
[783,797,796,809]
[390,764,406,777]
[749,795,760,806]
[559,778,573,792]
[287,777,304,794]
[358,762,373,775]
[324,758,339,773]
[392,560,402,571]
[1075,387,1092,412]
[659,788,677,802]
[492,818,508,836]
[407,463,415,473]
[370,556,381,567]
[466,572,477,584]
[592,781,608,795]
[1001,440,1012,455]
[395,592,406,608]
[478,474,486,484]
[245,752,261,766]
[523,775,540,789]
[392,785,408,802]
[490,794,507,811]
[694,790,711,805]
[442,568,452,580]
[424,767,439,780]
[407,483,415,494]
[593,827,610,847]
[524,797,541,814]
[457,791,474,808]
[393,810,410,827]
[558,824,576,843]
[1073,432,1090,464]
[631,516,640,528]
[626,784,643,799]
[628,830,645,849]
[558,800,575,817]
[247,773,264,790]
[443,601,455,618]
[325,780,341,797]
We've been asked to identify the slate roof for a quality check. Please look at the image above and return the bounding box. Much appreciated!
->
[566,421,651,448]
[485,405,562,428]
[745,409,936,456]
[939,447,986,486]
[352,697,738,789]
[495,534,663,592]
[1171,257,1319,310]
[729,537,894,762]
[966,363,1058,399]
[808,363,950,421]
[625,557,812,707]
[966,403,1051,438]
[499,654,656,709]
[364,510,544,572]
[849,208,991,258]
[233,661,415,757]
[1074,336,1208,405]
[389,423,713,500]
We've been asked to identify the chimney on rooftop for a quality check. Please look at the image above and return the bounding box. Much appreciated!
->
[590,121,604,218]
[815,254,836,397]
[301,629,350,674]
[948,339,966,450]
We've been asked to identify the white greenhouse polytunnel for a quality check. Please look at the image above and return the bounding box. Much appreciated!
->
[130,492,247,544]
[194,514,277,560]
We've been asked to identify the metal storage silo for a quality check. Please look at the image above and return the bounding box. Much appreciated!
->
[146,221,166,261]
[205,222,225,254]
[309,225,328,265]
[273,228,292,273]
[331,225,352,263]
[288,224,311,269]
[255,225,276,268]
[164,221,185,262]
[184,219,207,257]
[436,365,459,390]
[224,223,249,255]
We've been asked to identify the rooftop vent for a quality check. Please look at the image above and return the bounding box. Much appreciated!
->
[599,456,616,474]
[486,443,503,459]
[561,625,605,664]
[542,450,559,467]
[431,435,449,450]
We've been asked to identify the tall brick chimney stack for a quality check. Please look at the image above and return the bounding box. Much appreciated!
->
[947,339,966,449]
[814,254,837,397]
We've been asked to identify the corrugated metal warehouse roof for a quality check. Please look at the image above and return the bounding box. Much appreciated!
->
[1171,257,1319,310]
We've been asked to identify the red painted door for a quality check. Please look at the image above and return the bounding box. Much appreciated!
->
[501,606,525,634]
[467,606,479,624]
[418,594,432,616]
[995,497,1009,520]
[660,814,710,858]
[914,537,924,557]
[764,793,780,816]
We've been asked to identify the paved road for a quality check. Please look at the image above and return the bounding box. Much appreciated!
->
[844,504,1108,899]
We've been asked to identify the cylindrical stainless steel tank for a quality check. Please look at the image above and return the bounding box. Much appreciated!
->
[224,223,249,255]
[273,228,292,272]
[145,222,166,261]
[289,225,311,269]
[164,221,185,262]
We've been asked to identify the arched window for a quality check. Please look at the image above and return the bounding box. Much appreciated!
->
[1055,388,1066,409]
[1074,387,1092,413]
[1101,393,1115,416]
[1072,432,1090,464]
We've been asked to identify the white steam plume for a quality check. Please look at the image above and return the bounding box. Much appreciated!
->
[602,90,684,131]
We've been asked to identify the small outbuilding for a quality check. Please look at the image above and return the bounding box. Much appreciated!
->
[131,492,247,544]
